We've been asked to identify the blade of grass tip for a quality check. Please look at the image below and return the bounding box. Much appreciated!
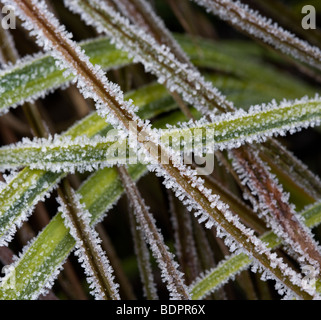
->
[126,201,158,300]
[58,179,120,300]
[7,0,315,299]
[117,166,190,300]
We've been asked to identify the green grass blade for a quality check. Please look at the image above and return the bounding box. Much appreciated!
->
[1,96,320,171]
[0,170,62,245]
[0,38,131,114]
[0,35,317,115]
[162,96,321,151]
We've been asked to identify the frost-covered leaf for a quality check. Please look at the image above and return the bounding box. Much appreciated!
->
[127,201,159,300]
[190,200,321,300]
[192,0,321,71]
[58,182,120,300]
[65,0,235,115]
[0,34,315,116]
[0,82,173,248]
[111,0,193,67]
[231,146,321,272]
[0,164,146,300]
[0,135,131,172]
[0,38,131,115]
[161,95,321,152]
[118,166,189,300]
[0,169,61,246]
[1,95,320,172]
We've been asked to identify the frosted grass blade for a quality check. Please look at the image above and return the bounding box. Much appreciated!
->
[190,200,321,299]
[118,166,190,300]
[0,38,131,115]
[161,96,321,152]
[192,0,321,72]
[58,181,120,300]
[0,35,315,116]
[1,95,320,171]
[127,202,159,300]
[65,0,235,115]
